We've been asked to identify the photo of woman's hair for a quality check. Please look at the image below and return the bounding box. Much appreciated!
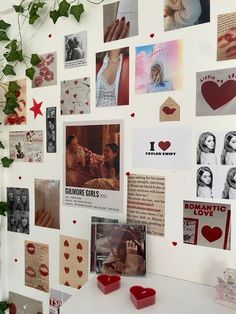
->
[221,131,236,165]
[196,132,216,165]
[222,167,236,199]
[147,61,172,92]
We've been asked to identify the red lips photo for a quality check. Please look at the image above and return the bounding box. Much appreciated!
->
[25,266,36,278]
[39,263,49,276]
[26,242,36,255]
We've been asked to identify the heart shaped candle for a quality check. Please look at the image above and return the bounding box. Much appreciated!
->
[129,285,156,309]
[97,275,121,294]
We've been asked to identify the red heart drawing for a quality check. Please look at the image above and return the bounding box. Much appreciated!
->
[64,253,69,260]
[85,101,89,105]
[150,33,154,38]
[201,80,236,110]
[60,100,64,104]
[69,110,74,114]
[77,270,83,277]
[79,111,84,114]
[172,242,177,246]
[77,243,82,250]
[130,285,156,309]
[65,90,69,94]
[73,94,77,98]
[64,240,69,247]
[201,226,222,242]
[77,256,83,263]
[162,106,176,115]
[64,267,70,274]
[158,141,171,151]
[74,80,78,85]
[65,281,70,286]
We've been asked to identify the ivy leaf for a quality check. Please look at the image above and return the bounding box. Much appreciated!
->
[17,49,23,62]
[59,0,70,17]
[0,301,8,311]
[13,5,24,13]
[1,157,14,168]
[29,12,40,25]
[2,64,16,76]
[0,142,4,149]
[29,2,46,25]
[70,4,84,23]
[3,98,20,115]
[0,31,10,41]
[4,91,17,100]
[30,53,41,66]
[8,81,21,93]
[0,20,11,30]
[49,10,60,24]
[4,41,23,62]
[26,67,35,80]
[0,202,9,216]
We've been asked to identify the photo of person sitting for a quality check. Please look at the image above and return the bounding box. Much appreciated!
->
[147,61,172,93]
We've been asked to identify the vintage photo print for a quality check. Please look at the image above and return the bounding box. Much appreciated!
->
[9,130,43,162]
[96,47,129,107]
[64,31,87,69]
[4,79,26,125]
[164,0,210,32]
[135,40,182,94]
[217,12,236,61]
[60,78,90,115]
[94,224,146,276]
[103,0,138,43]
[35,179,60,229]
[90,216,119,271]
[7,187,29,234]
[32,52,57,88]
[46,107,56,153]
[9,291,43,314]
[64,121,123,212]
[196,68,236,116]
[183,200,231,250]
[25,240,49,292]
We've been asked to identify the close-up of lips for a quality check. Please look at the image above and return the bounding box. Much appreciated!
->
[218,27,236,59]
[25,266,36,278]
[26,243,36,255]
[39,263,49,276]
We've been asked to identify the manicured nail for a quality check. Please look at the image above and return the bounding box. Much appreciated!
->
[121,16,125,21]
[127,21,130,26]
[116,19,119,23]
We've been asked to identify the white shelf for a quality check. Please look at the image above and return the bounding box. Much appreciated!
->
[61,273,235,314]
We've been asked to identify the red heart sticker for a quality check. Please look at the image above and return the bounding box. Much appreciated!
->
[72,220,76,224]
[158,141,171,151]
[172,242,177,246]
[77,243,82,250]
[18,176,22,180]
[77,256,83,263]
[130,113,135,117]
[60,100,64,104]
[150,33,154,38]
[201,226,222,242]
[64,240,69,247]
[162,106,176,115]
[201,80,236,110]
[126,172,130,176]
[48,34,52,38]
[14,259,18,262]
[65,281,70,286]
[77,270,83,277]
[64,253,69,260]
[130,285,156,309]
[64,267,70,274]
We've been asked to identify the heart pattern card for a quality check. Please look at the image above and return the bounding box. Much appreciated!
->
[9,291,43,314]
[59,235,88,289]
[183,200,231,250]
[25,241,49,292]
[196,68,236,116]
[160,97,180,122]
[60,78,90,115]
[132,127,192,169]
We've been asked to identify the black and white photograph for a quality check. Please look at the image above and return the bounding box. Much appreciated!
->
[64,31,87,69]
[46,107,56,153]
[7,187,29,234]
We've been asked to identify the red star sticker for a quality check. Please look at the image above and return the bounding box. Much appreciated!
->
[30,98,43,119]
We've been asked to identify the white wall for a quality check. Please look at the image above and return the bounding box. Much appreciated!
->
[1,0,236,312]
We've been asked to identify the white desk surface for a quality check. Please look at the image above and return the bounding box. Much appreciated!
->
[61,273,235,314]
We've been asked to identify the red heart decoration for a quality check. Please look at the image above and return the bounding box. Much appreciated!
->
[77,256,83,263]
[172,242,177,246]
[126,172,130,176]
[14,259,18,262]
[64,267,70,274]
[77,285,82,289]
[77,243,82,250]
[158,141,171,151]
[73,94,77,98]
[60,100,64,104]
[130,113,135,117]
[64,253,69,260]
[64,240,69,247]
[85,101,89,105]
[74,80,78,85]
[65,281,70,286]
[130,285,156,309]
[48,34,52,38]
[97,275,120,286]
[150,33,154,38]
[201,80,236,110]
[18,176,22,180]
[162,106,176,115]
[69,110,74,114]
[72,220,76,224]
[201,226,222,242]
[65,90,69,94]
[79,111,84,114]
[77,270,83,277]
